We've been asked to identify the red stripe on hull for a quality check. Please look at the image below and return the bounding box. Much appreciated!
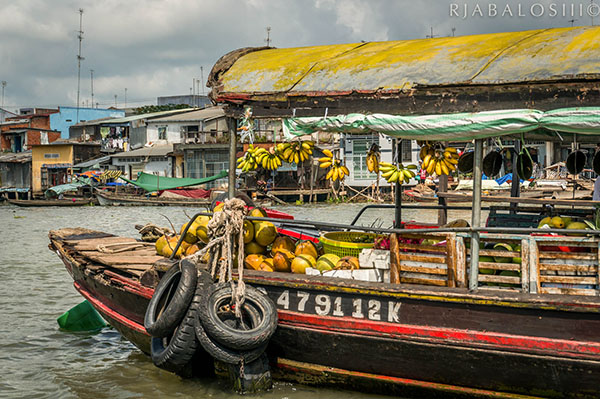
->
[74,282,149,335]
[278,311,600,359]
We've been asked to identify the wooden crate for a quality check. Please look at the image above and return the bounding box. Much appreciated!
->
[390,232,463,288]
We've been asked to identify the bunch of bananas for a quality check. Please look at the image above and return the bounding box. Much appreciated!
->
[278,141,314,164]
[366,143,380,173]
[379,162,417,184]
[319,149,349,181]
[255,146,282,170]
[236,144,260,172]
[325,159,350,181]
[420,143,459,176]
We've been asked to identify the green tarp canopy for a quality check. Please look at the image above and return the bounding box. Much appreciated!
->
[120,170,228,192]
[282,107,600,141]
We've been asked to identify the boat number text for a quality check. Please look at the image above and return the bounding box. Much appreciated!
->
[275,290,401,323]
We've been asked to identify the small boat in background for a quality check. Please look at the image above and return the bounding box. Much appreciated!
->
[8,198,97,207]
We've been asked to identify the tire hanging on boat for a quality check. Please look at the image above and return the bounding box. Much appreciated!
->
[144,259,198,338]
[193,273,269,364]
[150,273,204,376]
[198,284,278,351]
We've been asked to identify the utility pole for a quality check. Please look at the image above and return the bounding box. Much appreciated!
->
[200,66,205,96]
[569,19,577,26]
[124,88,127,107]
[196,78,200,105]
[265,26,271,46]
[451,27,456,37]
[90,69,94,108]
[76,8,85,123]
[114,94,117,107]
[1,81,6,122]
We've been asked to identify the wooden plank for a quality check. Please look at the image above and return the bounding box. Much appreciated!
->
[398,253,446,264]
[400,277,447,287]
[477,249,520,258]
[446,234,457,288]
[74,242,154,251]
[478,262,521,271]
[439,192,600,207]
[396,242,447,253]
[520,238,529,293]
[108,263,154,270]
[539,276,598,285]
[538,252,596,260]
[479,274,521,284]
[65,237,139,246]
[80,249,158,257]
[83,254,163,265]
[529,237,540,294]
[540,287,598,296]
[397,265,447,275]
[455,236,466,288]
[389,233,400,284]
[539,263,598,273]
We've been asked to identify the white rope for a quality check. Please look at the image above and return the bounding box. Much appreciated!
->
[187,198,247,317]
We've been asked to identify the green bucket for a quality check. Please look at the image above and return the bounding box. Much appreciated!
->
[57,300,108,332]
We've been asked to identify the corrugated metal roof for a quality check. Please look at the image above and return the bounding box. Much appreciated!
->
[72,155,111,168]
[102,109,195,124]
[0,151,32,163]
[110,144,173,158]
[213,26,600,98]
[147,106,225,123]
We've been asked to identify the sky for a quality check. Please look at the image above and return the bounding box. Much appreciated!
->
[0,0,597,111]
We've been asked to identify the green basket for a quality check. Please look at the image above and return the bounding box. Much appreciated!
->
[319,231,378,258]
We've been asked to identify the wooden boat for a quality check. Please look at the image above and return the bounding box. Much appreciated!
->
[95,189,211,207]
[49,212,600,398]
[8,198,97,207]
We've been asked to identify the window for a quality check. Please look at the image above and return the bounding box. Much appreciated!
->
[401,139,412,163]
[158,127,167,140]
[348,135,379,180]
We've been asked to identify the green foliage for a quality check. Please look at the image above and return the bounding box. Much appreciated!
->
[133,104,190,115]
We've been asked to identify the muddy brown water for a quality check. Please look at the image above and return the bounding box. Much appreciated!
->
[0,203,478,399]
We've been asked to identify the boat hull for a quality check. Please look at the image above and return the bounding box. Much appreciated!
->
[95,190,211,207]
[51,237,600,399]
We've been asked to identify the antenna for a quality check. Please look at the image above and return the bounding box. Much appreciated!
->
[1,81,6,122]
[568,18,577,26]
[114,94,117,107]
[426,27,438,39]
[90,69,94,108]
[451,27,456,37]
[76,8,85,123]
[265,26,271,46]
[124,88,127,107]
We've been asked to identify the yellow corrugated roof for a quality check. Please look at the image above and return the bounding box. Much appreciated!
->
[216,26,600,95]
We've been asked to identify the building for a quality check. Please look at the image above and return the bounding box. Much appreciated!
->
[0,151,32,199]
[157,95,211,108]
[31,142,101,195]
[1,111,61,152]
[50,106,125,139]
[110,144,174,179]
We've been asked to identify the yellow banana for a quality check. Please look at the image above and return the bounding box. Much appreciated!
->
[426,159,436,175]
[341,165,349,176]
[446,157,458,165]
[381,169,396,178]
[435,160,442,176]
[320,161,332,168]
[326,169,334,180]
[444,159,456,171]
[323,149,333,158]
[319,156,332,163]
[440,160,449,175]
[332,168,339,181]
[445,147,458,154]
[422,154,432,169]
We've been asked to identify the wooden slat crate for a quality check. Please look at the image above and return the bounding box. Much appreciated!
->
[390,232,462,288]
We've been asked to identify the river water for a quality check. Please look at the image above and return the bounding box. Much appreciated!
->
[0,203,477,399]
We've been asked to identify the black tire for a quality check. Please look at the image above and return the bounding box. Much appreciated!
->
[151,279,202,377]
[144,259,197,338]
[193,314,267,365]
[199,284,277,351]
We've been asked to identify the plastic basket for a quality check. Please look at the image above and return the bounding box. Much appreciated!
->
[319,231,378,257]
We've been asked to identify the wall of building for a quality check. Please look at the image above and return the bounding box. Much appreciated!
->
[50,107,125,139]
[0,162,31,189]
[146,122,182,144]
[31,145,73,193]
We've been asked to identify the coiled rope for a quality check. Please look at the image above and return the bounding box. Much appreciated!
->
[187,198,247,317]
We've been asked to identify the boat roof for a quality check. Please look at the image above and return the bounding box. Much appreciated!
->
[211,26,600,103]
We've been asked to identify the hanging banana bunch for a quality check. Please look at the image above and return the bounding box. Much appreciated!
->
[366,143,380,173]
[255,146,282,171]
[325,159,350,182]
[420,143,459,176]
[279,140,314,164]
[236,144,260,172]
[318,149,334,169]
[379,162,417,184]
